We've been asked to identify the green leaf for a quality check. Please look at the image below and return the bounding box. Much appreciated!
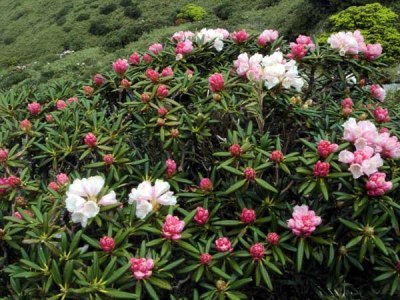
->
[105,263,131,285]
[143,280,159,300]
[210,266,231,280]
[103,289,139,299]
[319,179,328,200]
[339,218,362,231]
[177,241,199,254]
[255,178,278,193]
[228,277,252,289]
[224,179,246,194]
[297,238,305,272]
[213,220,242,226]
[147,277,172,290]
[259,264,273,290]
[159,257,185,271]
[346,236,363,249]
[373,236,388,255]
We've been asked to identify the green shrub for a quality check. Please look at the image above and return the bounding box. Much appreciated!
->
[75,12,90,21]
[123,5,142,19]
[257,0,281,9]
[120,0,133,7]
[88,18,112,36]
[99,3,118,15]
[214,3,233,20]
[176,3,206,22]
[3,36,15,45]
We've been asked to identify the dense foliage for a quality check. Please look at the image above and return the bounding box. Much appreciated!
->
[0,27,399,299]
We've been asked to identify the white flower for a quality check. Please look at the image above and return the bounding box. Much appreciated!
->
[65,176,117,227]
[128,179,177,219]
[195,28,228,51]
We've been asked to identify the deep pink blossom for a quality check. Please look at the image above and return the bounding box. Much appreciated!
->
[99,236,115,252]
[267,232,280,245]
[145,69,160,83]
[165,158,176,177]
[199,178,213,192]
[373,107,390,123]
[232,29,249,43]
[175,39,193,55]
[270,150,284,163]
[48,182,59,191]
[28,102,41,116]
[129,52,140,65]
[240,208,256,224]
[156,85,169,98]
[112,59,129,75]
[208,73,225,92]
[161,67,174,77]
[0,148,8,162]
[288,43,307,60]
[129,258,154,280]
[149,43,163,55]
[314,161,330,177]
[20,119,32,132]
[249,243,265,261]
[364,44,382,61]
[370,84,386,102]
[229,144,241,157]
[103,154,115,165]
[194,207,209,225]
[84,133,97,148]
[56,173,69,186]
[243,167,256,180]
[93,74,106,86]
[56,100,67,111]
[200,253,212,265]
[317,140,339,158]
[143,53,152,64]
[215,237,233,252]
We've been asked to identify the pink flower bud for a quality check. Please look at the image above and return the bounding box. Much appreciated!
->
[341,98,353,109]
[158,107,168,117]
[266,232,280,245]
[20,119,32,132]
[156,85,169,98]
[288,205,321,236]
[229,144,241,157]
[162,215,185,240]
[317,140,339,158]
[194,207,209,225]
[149,43,163,55]
[143,53,152,64]
[171,128,180,138]
[249,243,265,261]
[165,159,176,177]
[0,177,10,194]
[365,172,392,196]
[112,58,129,75]
[373,107,390,123]
[104,154,115,165]
[93,74,106,86]
[232,29,249,43]
[68,97,78,104]
[8,175,20,187]
[141,93,151,103]
[240,208,256,224]
[0,148,8,162]
[56,100,67,111]
[208,73,225,92]
[342,107,353,117]
[120,79,131,90]
[161,67,174,77]
[27,102,41,116]
[129,52,140,65]
[200,253,212,265]
[99,236,115,252]
[157,118,166,127]
[270,150,284,163]
[46,114,54,123]
[243,167,256,180]
[215,237,233,252]
[313,161,330,177]
[83,86,94,97]
[129,257,154,280]
[56,173,69,186]
[84,132,97,148]
[145,68,160,83]
[199,178,213,192]
[48,182,59,191]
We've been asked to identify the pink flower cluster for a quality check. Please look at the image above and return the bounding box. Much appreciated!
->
[373,107,390,123]
[240,208,256,223]
[162,215,184,240]
[149,43,163,55]
[215,237,233,252]
[287,205,322,237]
[0,148,8,162]
[317,140,339,158]
[208,73,225,92]
[165,159,176,177]
[288,35,315,60]
[112,59,129,76]
[365,172,392,196]
[370,84,386,102]
[28,102,41,116]
[194,207,209,225]
[199,178,213,192]
[328,30,382,60]
[0,175,20,194]
[99,236,115,252]
[313,161,330,177]
[231,29,249,44]
[257,29,279,46]
[270,150,284,163]
[129,257,154,280]
[249,243,265,261]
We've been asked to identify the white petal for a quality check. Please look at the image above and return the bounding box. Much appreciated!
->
[83,176,104,197]
[67,178,87,197]
[81,201,100,218]
[128,181,152,204]
[154,179,170,198]
[158,191,177,206]
[98,191,118,206]
[71,211,88,227]
[65,194,86,213]
[135,200,153,219]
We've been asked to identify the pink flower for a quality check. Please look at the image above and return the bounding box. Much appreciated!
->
[233,53,264,81]
[208,73,225,92]
[0,177,10,194]
[27,102,41,116]
[161,66,174,77]
[8,175,20,187]
[373,132,400,159]
[20,119,32,132]
[56,173,69,186]
[296,35,315,51]
[149,43,163,55]
[162,215,185,240]
[194,207,209,225]
[172,31,194,42]
[364,44,382,61]
[328,31,359,56]
[229,144,241,157]
[99,236,115,252]
[93,74,106,86]
[365,172,392,196]
[143,53,152,64]
[341,98,353,108]
[56,100,67,111]
[200,253,212,265]
[48,182,59,191]
[145,69,160,83]
[267,232,280,245]
[112,58,129,75]
[287,43,307,60]
[0,148,8,162]
[156,85,169,98]
[240,208,256,224]
[257,29,279,46]
[243,167,256,181]
[215,237,233,252]
[249,243,265,261]
[373,107,390,123]
[232,29,249,43]
[84,132,97,148]
[46,114,54,123]
[314,161,330,177]
[14,210,33,220]
[129,258,154,280]
[103,154,115,165]
[129,52,141,65]
[165,159,176,177]
[68,97,78,104]
[353,30,367,53]
[199,178,213,192]
[342,118,378,146]
[158,107,168,117]
[287,205,321,237]
[317,140,339,158]
[370,84,386,102]
[339,146,384,178]
[83,86,94,97]
[270,150,284,163]
[175,39,193,55]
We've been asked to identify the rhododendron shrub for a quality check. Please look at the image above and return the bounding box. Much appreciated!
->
[0,27,399,299]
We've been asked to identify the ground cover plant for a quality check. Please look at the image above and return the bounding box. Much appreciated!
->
[0,27,399,299]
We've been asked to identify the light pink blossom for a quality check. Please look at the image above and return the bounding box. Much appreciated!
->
[364,44,382,61]
[112,59,129,75]
[370,84,386,102]
[162,215,185,240]
[287,205,321,237]
[365,172,392,196]
[129,258,154,280]
[149,43,163,55]
[257,29,279,46]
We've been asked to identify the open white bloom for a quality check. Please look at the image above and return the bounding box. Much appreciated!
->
[195,28,229,52]
[65,176,117,227]
[128,179,177,219]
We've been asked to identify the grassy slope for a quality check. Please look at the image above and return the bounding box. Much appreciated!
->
[0,0,316,89]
